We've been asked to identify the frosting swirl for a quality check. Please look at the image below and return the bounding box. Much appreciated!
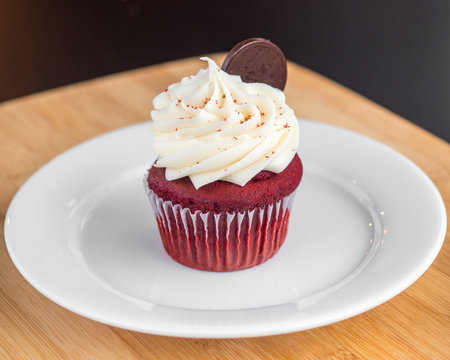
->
[151,57,299,189]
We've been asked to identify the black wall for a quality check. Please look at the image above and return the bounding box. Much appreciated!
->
[1,0,449,141]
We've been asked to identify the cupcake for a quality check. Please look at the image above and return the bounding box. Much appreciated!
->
[145,45,302,271]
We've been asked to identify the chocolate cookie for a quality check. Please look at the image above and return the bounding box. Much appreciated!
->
[222,38,287,90]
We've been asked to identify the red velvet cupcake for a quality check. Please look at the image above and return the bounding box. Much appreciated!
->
[146,54,302,271]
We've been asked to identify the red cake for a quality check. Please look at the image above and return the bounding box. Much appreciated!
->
[147,154,302,213]
[146,155,302,271]
[145,40,302,271]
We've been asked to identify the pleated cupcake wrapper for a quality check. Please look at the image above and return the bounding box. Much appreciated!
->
[145,185,294,272]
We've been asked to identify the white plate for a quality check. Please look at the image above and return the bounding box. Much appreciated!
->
[5,120,446,338]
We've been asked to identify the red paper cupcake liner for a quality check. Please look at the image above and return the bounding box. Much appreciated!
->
[145,188,295,272]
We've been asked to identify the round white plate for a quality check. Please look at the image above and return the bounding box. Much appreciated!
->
[5,120,446,338]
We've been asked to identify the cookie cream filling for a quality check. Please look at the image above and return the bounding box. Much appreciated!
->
[150,57,299,189]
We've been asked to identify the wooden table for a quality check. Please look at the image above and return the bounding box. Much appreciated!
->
[1,54,449,359]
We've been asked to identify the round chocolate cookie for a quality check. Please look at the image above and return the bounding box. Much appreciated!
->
[222,38,287,90]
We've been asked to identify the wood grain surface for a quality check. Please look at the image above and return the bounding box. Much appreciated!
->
[0,54,449,359]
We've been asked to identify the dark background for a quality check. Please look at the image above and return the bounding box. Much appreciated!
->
[1,0,449,141]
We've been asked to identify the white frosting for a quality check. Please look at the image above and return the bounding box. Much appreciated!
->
[150,57,299,189]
